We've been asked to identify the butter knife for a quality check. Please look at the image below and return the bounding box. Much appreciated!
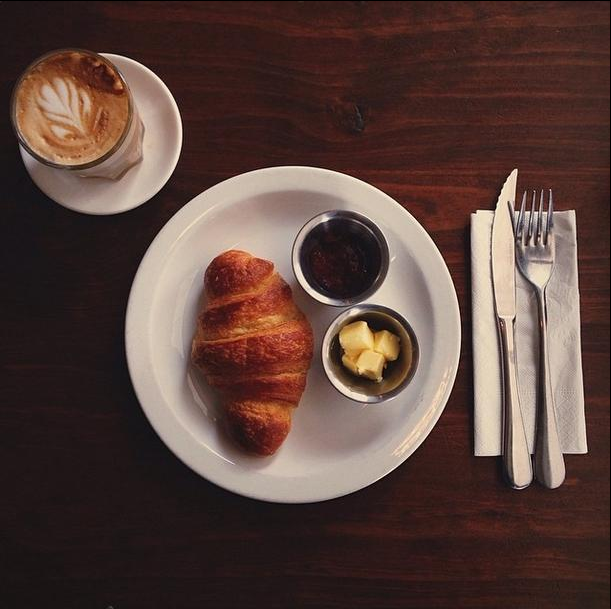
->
[491,169,533,489]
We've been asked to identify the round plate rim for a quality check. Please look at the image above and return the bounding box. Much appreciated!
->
[125,166,461,503]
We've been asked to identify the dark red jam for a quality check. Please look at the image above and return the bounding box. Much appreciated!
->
[303,219,381,299]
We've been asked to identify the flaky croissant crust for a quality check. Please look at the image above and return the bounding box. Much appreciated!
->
[192,250,313,455]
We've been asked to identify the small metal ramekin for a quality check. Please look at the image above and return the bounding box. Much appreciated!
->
[291,210,390,307]
[321,304,419,404]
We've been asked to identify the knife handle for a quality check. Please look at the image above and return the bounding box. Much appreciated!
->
[498,317,533,490]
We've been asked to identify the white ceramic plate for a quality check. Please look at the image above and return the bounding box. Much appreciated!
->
[126,167,461,503]
[19,53,182,215]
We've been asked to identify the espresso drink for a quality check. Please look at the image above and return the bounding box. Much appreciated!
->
[13,50,143,179]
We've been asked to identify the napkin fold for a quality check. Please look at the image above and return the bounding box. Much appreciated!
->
[471,210,587,456]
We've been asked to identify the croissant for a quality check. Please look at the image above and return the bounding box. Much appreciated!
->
[191,250,314,456]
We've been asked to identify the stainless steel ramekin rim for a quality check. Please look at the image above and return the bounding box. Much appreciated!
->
[321,303,420,404]
[291,209,390,307]
[10,48,134,170]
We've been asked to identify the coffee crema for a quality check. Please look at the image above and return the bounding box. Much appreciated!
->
[13,50,130,166]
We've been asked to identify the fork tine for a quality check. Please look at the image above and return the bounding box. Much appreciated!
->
[527,190,536,244]
[543,188,554,246]
[546,189,554,245]
[516,190,527,241]
[536,190,544,244]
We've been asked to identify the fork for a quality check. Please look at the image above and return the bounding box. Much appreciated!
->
[515,190,566,489]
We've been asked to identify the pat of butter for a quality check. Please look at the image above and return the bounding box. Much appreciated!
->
[338,320,402,382]
[339,321,374,353]
[373,330,400,362]
[356,349,385,382]
[341,352,359,375]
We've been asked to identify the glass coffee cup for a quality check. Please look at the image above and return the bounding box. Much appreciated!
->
[11,48,144,180]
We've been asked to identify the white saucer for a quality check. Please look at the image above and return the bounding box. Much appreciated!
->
[19,53,183,215]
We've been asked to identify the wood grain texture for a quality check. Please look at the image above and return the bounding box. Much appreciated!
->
[0,2,609,608]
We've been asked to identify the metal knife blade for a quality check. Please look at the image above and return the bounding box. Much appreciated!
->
[492,168,518,317]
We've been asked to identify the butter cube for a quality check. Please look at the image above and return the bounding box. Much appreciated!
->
[339,321,374,354]
[341,352,360,376]
[373,330,401,362]
[356,349,385,382]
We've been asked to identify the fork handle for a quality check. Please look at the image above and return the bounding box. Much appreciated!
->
[498,316,533,489]
[534,288,566,489]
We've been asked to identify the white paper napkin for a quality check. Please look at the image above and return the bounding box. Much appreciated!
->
[471,210,587,456]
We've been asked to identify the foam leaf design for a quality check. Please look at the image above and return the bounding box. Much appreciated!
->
[37,77,92,138]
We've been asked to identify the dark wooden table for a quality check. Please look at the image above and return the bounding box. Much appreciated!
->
[1,2,609,608]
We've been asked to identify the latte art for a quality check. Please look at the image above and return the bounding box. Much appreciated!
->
[38,77,94,139]
[13,50,130,166]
